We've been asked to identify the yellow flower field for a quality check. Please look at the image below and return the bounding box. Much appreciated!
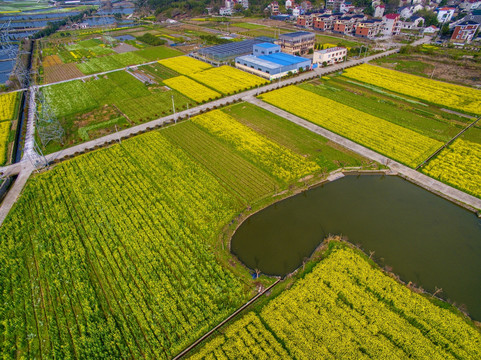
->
[164,76,221,103]
[192,110,320,182]
[0,92,17,122]
[158,56,212,75]
[190,244,481,359]
[191,66,268,94]
[423,138,481,198]
[0,121,11,165]
[343,64,481,115]
[261,86,442,168]
[188,313,290,360]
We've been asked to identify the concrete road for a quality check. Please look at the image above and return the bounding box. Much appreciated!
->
[246,97,481,212]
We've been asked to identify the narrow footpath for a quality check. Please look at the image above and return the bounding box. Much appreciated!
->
[245,97,481,212]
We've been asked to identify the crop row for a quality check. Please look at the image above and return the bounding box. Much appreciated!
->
[159,56,213,75]
[422,138,481,198]
[342,64,481,115]
[164,76,221,103]
[0,92,17,122]
[261,85,443,168]
[191,65,268,95]
[162,121,279,203]
[192,110,320,183]
[191,245,481,359]
[0,131,250,359]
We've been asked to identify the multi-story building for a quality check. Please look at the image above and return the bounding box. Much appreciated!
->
[333,15,363,35]
[313,14,337,31]
[436,7,455,23]
[276,31,315,55]
[382,13,401,35]
[451,21,479,43]
[297,14,314,27]
[313,46,347,65]
[374,4,385,18]
[355,19,382,38]
[270,1,280,15]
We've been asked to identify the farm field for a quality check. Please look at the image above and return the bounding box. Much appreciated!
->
[0,131,251,359]
[260,85,443,168]
[342,64,481,116]
[191,110,320,183]
[44,63,84,84]
[299,77,469,143]
[0,92,19,165]
[164,76,221,103]
[191,66,268,95]
[40,69,192,153]
[189,241,481,359]
[159,55,213,75]
[0,104,357,358]
[224,102,368,171]
[422,136,481,199]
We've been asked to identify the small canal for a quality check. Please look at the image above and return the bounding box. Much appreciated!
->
[231,175,481,320]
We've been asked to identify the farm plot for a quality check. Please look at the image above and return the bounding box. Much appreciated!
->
[342,64,481,116]
[140,62,180,82]
[422,138,481,198]
[76,51,147,74]
[162,121,279,203]
[192,110,320,183]
[0,92,18,121]
[299,79,464,142]
[190,242,481,359]
[191,66,268,95]
[0,131,252,359]
[0,121,11,165]
[44,63,84,84]
[159,55,212,75]
[261,86,443,168]
[164,76,221,103]
[224,102,367,171]
[41,70,193,152]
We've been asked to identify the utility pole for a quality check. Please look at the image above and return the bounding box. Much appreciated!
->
[171,94,176,123]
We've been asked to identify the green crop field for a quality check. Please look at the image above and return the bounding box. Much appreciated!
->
[75,46,180,75]
[140,63,180,82]
[233,22,267,30]
[189,241,481,359]
[162,121,279,203]
[41,70,193,152]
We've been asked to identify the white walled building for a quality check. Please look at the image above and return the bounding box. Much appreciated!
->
[436,7,455,23]
[313,47,347,65]
[374,4,385,18]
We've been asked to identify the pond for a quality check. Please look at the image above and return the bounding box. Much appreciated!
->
[231,175,481,320]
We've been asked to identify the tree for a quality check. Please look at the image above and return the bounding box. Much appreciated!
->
[234,3,244,12]
[364,4,374,16]
[441,24,451,37]
[416,9,438,27]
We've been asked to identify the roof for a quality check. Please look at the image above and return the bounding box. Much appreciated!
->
[385,13,400,19]
[236,53,310,69]
[280,31,314,37]
[376,4,385,7]
[438,7,455,10]
[317,46,346,54]
[255,42,279,49]
[457,20,479,25]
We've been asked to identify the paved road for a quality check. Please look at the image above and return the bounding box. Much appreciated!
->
[246,97,481,212]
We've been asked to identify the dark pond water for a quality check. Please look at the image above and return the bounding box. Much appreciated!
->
[231,175,481,320]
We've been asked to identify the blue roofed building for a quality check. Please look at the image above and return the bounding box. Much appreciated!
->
[235,43,311,80]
